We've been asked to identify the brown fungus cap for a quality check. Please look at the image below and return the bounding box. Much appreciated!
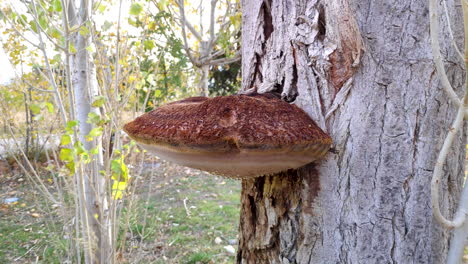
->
[123,94,332,179]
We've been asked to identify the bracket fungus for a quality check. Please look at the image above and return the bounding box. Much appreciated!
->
[123,94,332,179]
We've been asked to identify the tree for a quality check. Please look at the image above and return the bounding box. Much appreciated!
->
[174,0,241,96]
[237,0,465,263]
[0,0,137,263]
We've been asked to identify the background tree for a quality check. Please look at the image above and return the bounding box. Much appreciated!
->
[237,0,465,263]
[0,0,148,262]
[126,2,192,111]
[0,0,242,262]
[209,61,241,96]
[172,0,241,96]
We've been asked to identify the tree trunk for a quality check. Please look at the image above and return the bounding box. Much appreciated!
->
[71,1,108,263]
[200,64,210,96]
[238,0,465,263]
[199,40,211,96]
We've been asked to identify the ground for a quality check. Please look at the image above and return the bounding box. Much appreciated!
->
[0,157,467,263]
[0,158,241,264]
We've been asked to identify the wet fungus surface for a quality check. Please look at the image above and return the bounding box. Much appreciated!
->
[123,94,332,178]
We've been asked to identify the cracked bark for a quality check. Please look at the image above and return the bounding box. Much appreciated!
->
[238,0,465,263]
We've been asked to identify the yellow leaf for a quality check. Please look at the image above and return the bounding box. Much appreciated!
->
[31,213,40,218]
[112,181,127,200]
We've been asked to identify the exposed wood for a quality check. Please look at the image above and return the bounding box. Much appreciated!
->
[238,0,465,263]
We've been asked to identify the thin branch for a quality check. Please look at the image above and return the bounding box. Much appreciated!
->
[209,0,232,48]
[446,2,468,261]
[209,51,241,66]
[199,0,204,35]
[175,0,203,40]
[447,182,468,263]
[205,48,225,61]
[30,0,68,125]
[113,0,123,101]
[2,12,41,49]
[20,0,66,51]
[442,0,464,60]
[429,0,463,108]
[61,0,76,122]
[24,79,55,93]
[1,129,58,204]
[178,0,200,66]
[430,104,466,228]
[209,0,218,43]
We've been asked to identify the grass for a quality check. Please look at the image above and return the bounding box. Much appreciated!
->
[119,162,241,263]
[0,181,68,264]
[4,156,465,263]
[0,159,241,263]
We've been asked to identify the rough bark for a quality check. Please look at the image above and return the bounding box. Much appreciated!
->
[238,0,465,263]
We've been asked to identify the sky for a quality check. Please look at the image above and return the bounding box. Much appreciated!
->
[0,47,16,84]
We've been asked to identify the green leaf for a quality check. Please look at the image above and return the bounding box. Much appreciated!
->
[19,14,27,27]
[90,146,99,155]
[69,43,76,54]
[30,104,41,115]
[128,18,137,27]
[85,45,95,53]
[97,3,106,13]
[65,161,75,173]
[49,28,62,39]
[38,15,47,29]
[157,0,168,10]
[91,96,106,107]
[52,54,62,64]
[29,21,38,33]
[87,112,101,124]
[85,127,103,141]
[45,102,54,113]
[111,156,129,182]
[154,89,162,97]
[67,120,79,129]
[79,26,90,36]
[129,3,143,16]
[74,141,86,155]
[60,134,71,146]
[229,13,241,29]
[102,21,112,31]
[143,40,155,50]
[59,148,74,162]
[53,0,62,12]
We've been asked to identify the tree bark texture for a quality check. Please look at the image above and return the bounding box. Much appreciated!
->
[238,0,465,263]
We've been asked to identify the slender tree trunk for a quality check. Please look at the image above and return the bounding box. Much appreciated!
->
[238,0,465,263]
[200,64,210,96]
[71,0,108,263]
[199,40,210,96]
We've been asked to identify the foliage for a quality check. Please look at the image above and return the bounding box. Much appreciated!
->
[126,5,192,111]
[0,0,243,262]
[209,61,241,96]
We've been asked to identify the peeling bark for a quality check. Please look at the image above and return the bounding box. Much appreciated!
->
[238,0,465,263]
